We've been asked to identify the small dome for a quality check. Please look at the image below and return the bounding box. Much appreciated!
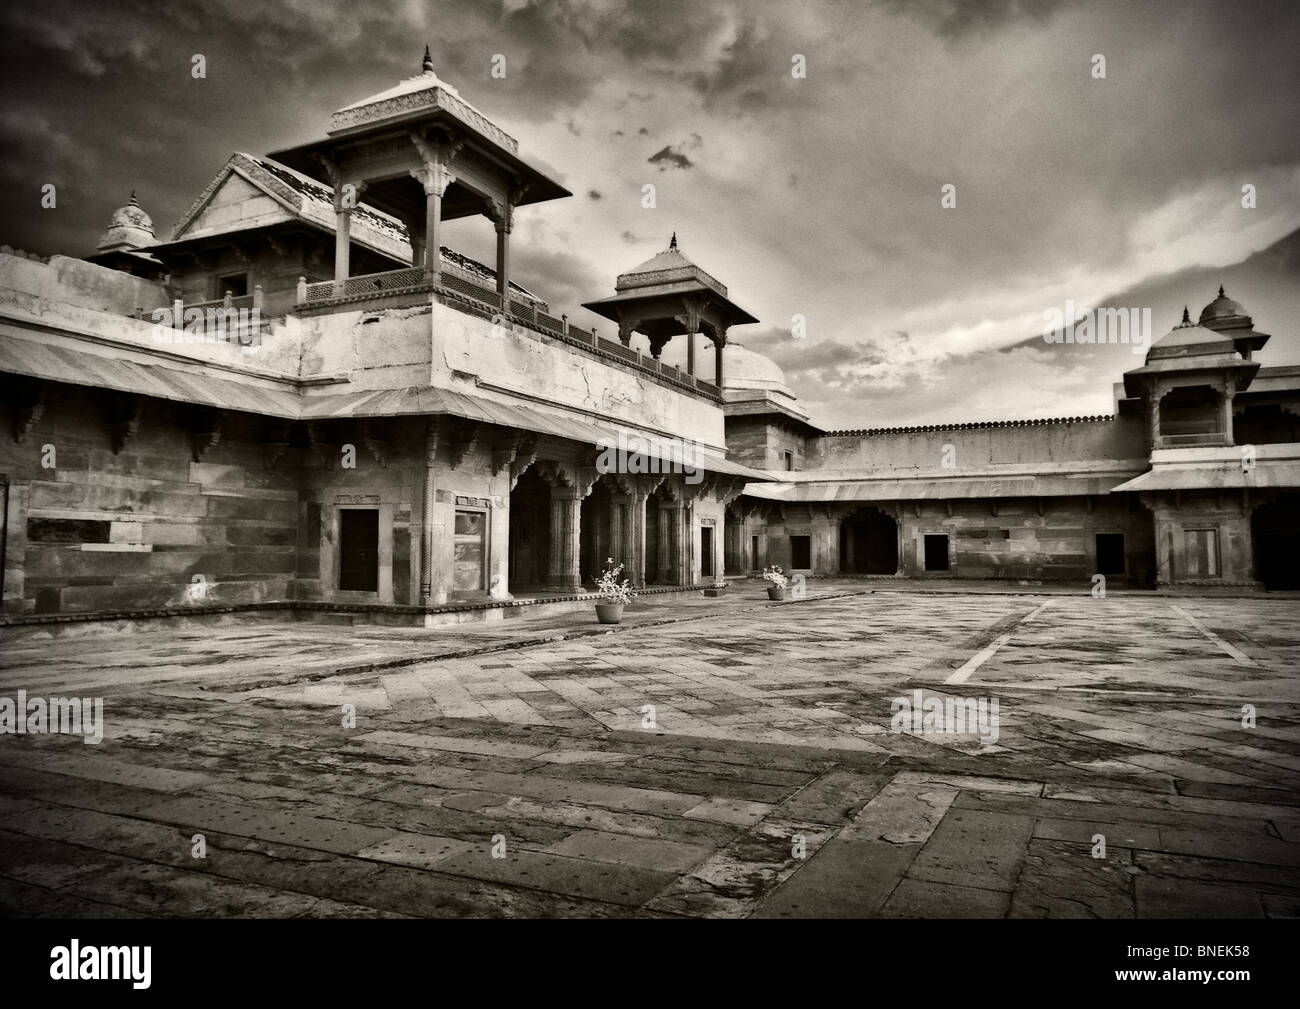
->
[96,192,154,252]
[721,342,789,391]
[1198,285,1251,326]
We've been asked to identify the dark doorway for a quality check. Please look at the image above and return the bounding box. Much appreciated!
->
[790,535,811,569]
[751,534,759,571]
[645,484,671,584]
[924,534,950,572]
[702,526,715,578]
[339,509,379,592]
[840,506,898,573]
[1096,533,1126,575]
[509,467,551,590]
[580,478,613,586]
[723,507,742,575]
[1253,496,1300,589]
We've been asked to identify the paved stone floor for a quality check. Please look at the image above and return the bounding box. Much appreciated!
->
[1,582,1298,918]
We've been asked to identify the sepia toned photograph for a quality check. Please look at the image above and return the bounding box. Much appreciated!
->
[0,0,1296,978]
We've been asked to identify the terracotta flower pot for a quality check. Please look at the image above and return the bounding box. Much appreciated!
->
[766,586,787,601]
[595,602,625,624]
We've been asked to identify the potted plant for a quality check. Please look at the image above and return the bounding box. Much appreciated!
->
[763,565,789,600]
[703,579,727,598]
[593,557,634,624]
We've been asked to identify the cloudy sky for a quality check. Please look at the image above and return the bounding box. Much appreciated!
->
[2,0,1298,429]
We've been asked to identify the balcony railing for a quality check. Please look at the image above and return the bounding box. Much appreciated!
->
[295,267,720,399]
[1159,432,1229,447]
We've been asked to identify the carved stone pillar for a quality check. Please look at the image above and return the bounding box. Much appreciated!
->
[490,200,513,310]
[410,132,458,280]
[1148,390,1163,451]
[674,296,705,377]
[333,207,351,295]
[1222,387,1236,446]
[713,328,728,387]
[628,483,651,587]
[419,417,440,605]
[548,486,583,591]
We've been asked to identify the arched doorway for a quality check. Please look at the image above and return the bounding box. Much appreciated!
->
[1253,495,1300,589]
[508,467,550,591]
[840,506,898,574]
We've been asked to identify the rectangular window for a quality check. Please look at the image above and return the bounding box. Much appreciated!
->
[217,273,248,298]
[1184,528,1219,577]
[784,451,794,471]
[701,526,714,578]
[27,518,111,544]
[924,534,950,571]
[790,535,811,569]
[453,509,486,592]
[1096,533,1126,575]
[339,509,379,592]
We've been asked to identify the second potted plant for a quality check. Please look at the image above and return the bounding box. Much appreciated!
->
[763,565,789,600]
[593,557,634,624]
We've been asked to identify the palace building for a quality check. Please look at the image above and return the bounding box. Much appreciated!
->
[2,58,1298,626]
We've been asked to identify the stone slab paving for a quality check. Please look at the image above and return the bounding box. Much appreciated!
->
[1,584,1298,918]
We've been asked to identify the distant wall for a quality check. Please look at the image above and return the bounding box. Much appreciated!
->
[0,251,169,317]
[808,416,1148,471]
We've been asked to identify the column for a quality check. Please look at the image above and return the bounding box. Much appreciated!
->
[630,486,648,587]
[686,329,696,376]
[714,329,727,388]
[1148,392,1162,450]
[894,506,905,576]
[419,418,439,605]
[548,487,582,591]
[1222,387,1236,445]
[333,207,351,296]
[409,154,453,280]
[609,497,627,571]
[493,201,512,311]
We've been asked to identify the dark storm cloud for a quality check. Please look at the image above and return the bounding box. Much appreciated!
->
[1,0,1297,427]
[648,146,694,170]
[878,0,1074,40]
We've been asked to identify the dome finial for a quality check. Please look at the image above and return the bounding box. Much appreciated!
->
[1218,284,1225,298]
[422,44,433,73]
[129,189,138,205]
[668,231,677,251]
[1181,305,1191,325]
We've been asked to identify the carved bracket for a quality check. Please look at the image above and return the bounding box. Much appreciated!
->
[361,419,391,468]
[109,395,143,456]
[448,421,478,470]
[12,379,47,444]
[190,408,225,463]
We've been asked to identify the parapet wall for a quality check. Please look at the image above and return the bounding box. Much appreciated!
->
[808,415,1148,471]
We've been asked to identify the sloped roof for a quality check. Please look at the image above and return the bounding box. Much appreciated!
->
[149,153,544,303]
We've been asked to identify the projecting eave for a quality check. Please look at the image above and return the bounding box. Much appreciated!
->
[268,130,572,211]
[722,396,821,434]
[582,285,758,327]
[1122,356,1259,397]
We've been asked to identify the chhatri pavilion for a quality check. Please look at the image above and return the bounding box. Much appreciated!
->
[1,53,1298,625]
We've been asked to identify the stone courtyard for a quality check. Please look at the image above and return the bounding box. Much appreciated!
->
[1,582,1298,918]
